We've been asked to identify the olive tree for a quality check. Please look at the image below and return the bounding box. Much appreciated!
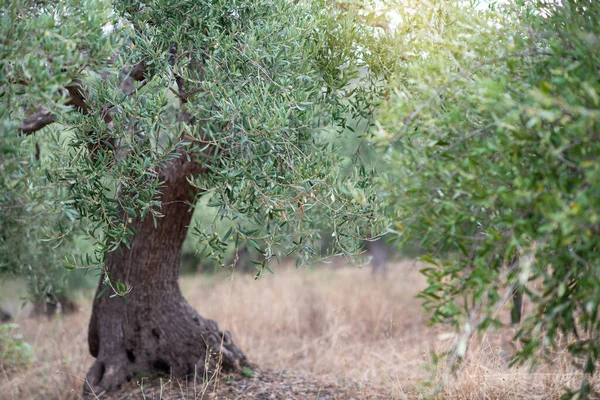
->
[0,139,76,300]
[376,0,600,397]
[2,0,391,394]
[0,131,93,312]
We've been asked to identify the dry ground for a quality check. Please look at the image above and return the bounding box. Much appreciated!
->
[0,261,595,399]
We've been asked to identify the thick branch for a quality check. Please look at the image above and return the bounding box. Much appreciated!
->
[19,107,55,134]
[119,60,149,93]
[17,60,149,135]
[65,80,90,114]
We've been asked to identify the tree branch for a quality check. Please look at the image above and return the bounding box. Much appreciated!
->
[65,80,90,115]
[128,60,148,82]
[17,60,149,135]
[19,107,55,134]
[119,60,149,93]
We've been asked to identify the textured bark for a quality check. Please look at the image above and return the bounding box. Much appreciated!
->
[84,155,247,397]
[19,107,55,134]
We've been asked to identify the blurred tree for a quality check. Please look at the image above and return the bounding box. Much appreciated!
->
[2,0,392,395]
[31,293,78,318]
[377,0,600,397]
[366,236,389,276]
[0,130,94,311]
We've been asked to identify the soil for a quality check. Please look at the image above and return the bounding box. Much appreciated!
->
[97,368,387,399]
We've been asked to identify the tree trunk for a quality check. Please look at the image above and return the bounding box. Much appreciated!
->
[32,294,78,319]
[367,238,388,276]
[511,287,523,325]
[84,156,248,396]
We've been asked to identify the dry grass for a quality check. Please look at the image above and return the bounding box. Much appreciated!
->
[0,261,595,399]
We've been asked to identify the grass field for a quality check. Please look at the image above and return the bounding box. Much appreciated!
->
[0,261,593,399]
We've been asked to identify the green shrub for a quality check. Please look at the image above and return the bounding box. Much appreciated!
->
[0,324,35,368]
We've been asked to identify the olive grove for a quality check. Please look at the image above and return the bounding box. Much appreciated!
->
[1,0,394,395]
[377,1,600,397]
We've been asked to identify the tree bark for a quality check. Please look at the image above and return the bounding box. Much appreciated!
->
[84,155,247,397]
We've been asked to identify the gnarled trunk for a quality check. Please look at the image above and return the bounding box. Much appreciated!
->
[84,156,247,396]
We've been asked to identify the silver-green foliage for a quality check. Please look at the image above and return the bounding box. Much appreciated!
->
[1,0,114,297]
[377,0,600,397]
[1,0,392,289]
[0,131,85,299]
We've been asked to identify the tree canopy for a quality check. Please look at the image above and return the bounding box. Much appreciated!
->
[2,0,395,395]
[1,0,392,294]
[377,0,600,397]
[3,0,600,397]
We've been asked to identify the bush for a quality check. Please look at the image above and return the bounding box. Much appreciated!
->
[0,324,35,368]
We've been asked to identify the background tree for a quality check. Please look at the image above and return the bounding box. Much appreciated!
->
[0,129,93,314]
[2,0,392,395]
[377,0,600,397]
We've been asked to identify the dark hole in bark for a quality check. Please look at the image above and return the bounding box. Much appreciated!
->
[152,358,170,374]
[0,308,11,322]
[151,328,160,339]
[511,289,523,325]
[126,349,136,363]
[126,375,132,382]
[98,362,106,382]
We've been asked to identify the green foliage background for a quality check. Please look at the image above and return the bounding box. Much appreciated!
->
[377,0,600,397]
[4,0,600,397]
